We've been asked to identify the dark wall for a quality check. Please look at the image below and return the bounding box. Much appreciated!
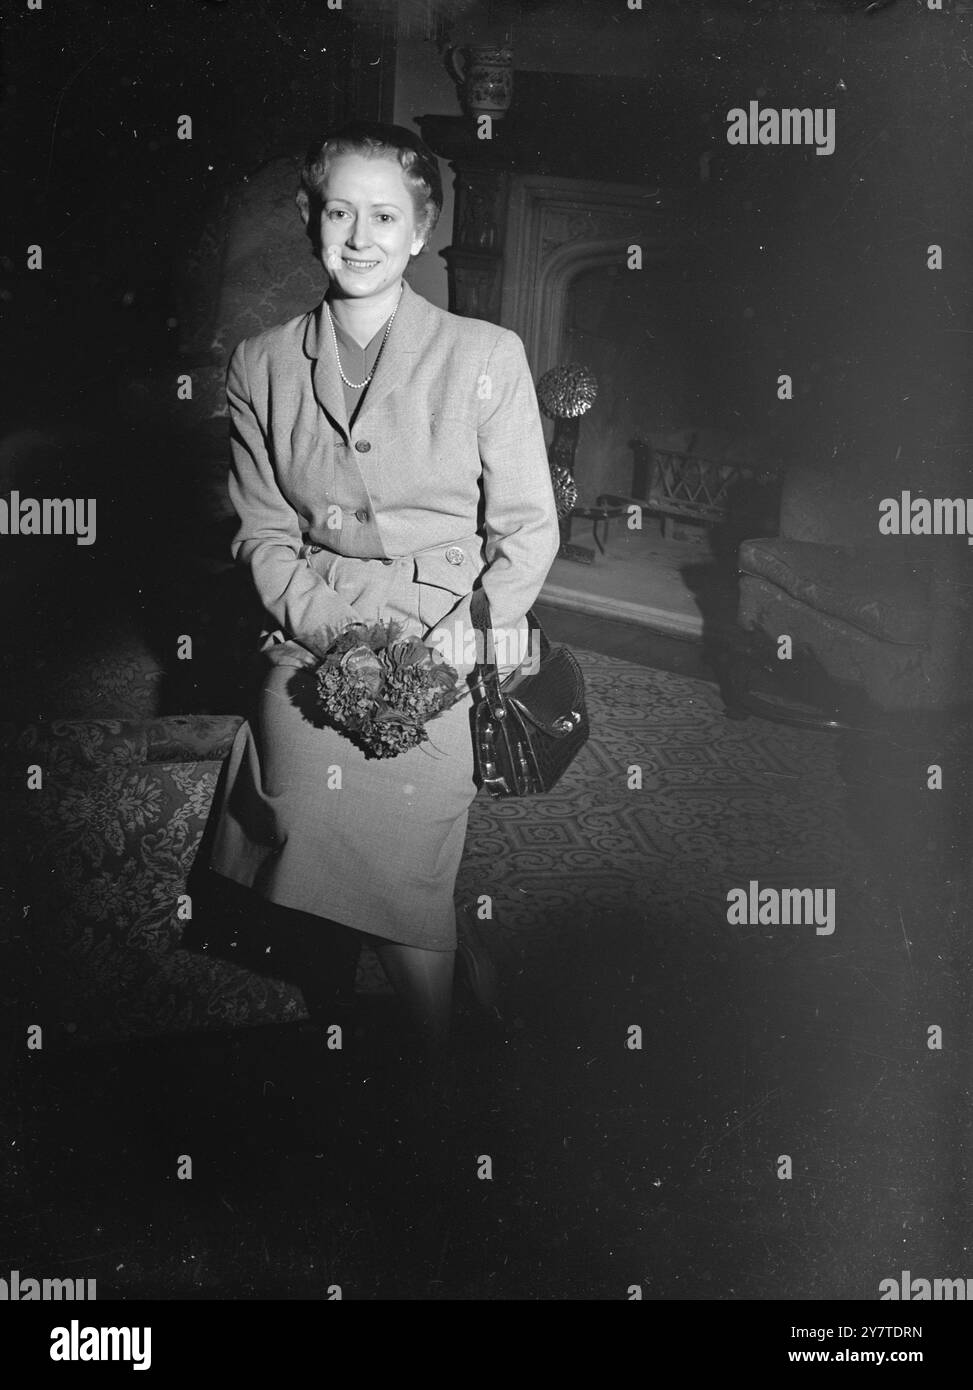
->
[2,0,394,428]
[0,0,969,720]
[0,1,396,717]
[529,3,973,479]
[404,0,973,486]
[683,2,973,483]
[3,1,971,481]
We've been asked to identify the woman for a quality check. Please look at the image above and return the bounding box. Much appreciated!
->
[207,122,559,1062]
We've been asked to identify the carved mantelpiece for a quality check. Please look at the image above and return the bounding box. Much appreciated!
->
[418,113,688,373]
[455,167,509,253]
[499,177,684,378]
[443,165,511,323]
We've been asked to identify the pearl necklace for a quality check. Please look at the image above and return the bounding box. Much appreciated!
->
[326,291,401,390]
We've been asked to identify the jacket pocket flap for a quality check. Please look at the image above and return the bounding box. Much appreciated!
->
[413,548,480,595]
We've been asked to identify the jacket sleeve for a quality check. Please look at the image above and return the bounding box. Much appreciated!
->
[226,340,360,658]
[475,329,561,635]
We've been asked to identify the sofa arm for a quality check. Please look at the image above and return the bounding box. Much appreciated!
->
[14,714,244,773]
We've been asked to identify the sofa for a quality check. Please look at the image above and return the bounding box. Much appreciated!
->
[717,455,973,730]
[7,698,398,1046]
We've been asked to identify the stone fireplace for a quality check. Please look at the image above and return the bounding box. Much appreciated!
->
[417,105,771,632]
[418,113,696,506]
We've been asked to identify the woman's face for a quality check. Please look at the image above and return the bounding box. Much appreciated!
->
[314,153,425,301]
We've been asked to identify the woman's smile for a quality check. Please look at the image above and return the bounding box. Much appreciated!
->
[316,153,425,304]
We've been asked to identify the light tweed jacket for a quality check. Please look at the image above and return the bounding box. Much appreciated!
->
[225,279,560,667]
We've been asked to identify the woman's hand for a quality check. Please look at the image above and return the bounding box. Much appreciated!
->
[424,620,478,678]
[425,611,533,681]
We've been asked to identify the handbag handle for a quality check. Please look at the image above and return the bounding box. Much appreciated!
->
[469,588,548,717]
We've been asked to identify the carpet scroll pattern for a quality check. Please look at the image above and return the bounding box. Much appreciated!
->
[459,654,859,964]
[9,651,861,1043]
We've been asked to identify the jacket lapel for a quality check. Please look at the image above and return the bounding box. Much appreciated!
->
[352,280,426,425]
[304,282,430,436]
[305,305,349,439]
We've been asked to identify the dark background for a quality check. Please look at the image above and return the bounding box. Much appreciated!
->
[3,0,971,466]
[3,0,971,722]
[1,0,971,1312]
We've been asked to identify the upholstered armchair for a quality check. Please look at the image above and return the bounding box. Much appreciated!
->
[717,456,973,730]
[7,715,305,1042]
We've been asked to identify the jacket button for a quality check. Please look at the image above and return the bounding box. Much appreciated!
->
[354,440,371,453]
[355,508,369,522]
[381,559,393,566]
[445,546,465,565]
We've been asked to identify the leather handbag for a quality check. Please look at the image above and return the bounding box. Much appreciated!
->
[468,588,589,797]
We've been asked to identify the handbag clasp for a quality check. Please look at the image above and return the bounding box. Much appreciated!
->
[553,710,581,734]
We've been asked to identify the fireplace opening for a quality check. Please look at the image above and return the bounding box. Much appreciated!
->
[560,258,695,506]
[542,255,771,642]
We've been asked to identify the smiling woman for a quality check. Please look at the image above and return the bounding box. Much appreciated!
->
[297,122,442,346]
[204,122,560,1079]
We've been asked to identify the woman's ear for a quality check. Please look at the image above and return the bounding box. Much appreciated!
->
[411,212,433,256]
[297,189,322,257]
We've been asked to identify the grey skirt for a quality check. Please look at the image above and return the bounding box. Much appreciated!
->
[207,554,480,951]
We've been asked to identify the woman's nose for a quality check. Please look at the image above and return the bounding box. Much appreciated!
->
[346,218,371,249]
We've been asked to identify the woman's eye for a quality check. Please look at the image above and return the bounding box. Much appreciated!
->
[326,209,348,221]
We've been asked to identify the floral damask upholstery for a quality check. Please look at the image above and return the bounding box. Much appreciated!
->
[10,716,305,1042]
[8,712,390,1043]
[17,714,243,774]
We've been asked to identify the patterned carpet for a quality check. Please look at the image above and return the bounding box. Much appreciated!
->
[457,646,862,968]
[9,648,967,1302]
[9,646,865,1043]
